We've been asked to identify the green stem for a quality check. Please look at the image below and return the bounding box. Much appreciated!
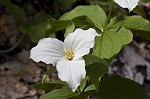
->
[103,0,113,32]
[0,33,25,54]
[77,87,82,94]
[107,1,113,23]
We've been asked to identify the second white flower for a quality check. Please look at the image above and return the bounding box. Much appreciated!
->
[114,0,139,12]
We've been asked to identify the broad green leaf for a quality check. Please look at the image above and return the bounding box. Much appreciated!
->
[39,89,77,99]
[84,84,96,92]
[142,0,150,1]
[122,16,150,40]
[107,16,150,41]
[122,16,150,31]
[93,28,133,59]
[60,5,107,32]
[0,0,27,24]
[30,11,50,25]
[31,80,67,93]
[46,16,94,37]
[84,55,108,90]
[86,62,108,91]
[45,17,69,37]
[106,17,124,30]
[98,75,149,99]
[79,76,89,92]
[83,54,108,66]
[19,11,51,42]
[29,22,47,42]
[84,84,96,95]
[20,22,47,42]
[68,94,88,99]
[131,30,150,41]
[133,6,146,17]
[65,21,75,37]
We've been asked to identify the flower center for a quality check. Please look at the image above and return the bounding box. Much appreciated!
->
[65,50,74,60]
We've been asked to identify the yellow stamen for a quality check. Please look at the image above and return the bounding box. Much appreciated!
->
[65,50,74,60]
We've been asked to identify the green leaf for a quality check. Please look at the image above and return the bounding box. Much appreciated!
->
[84,84,96,92]
[19,11,51,42]
[60,5,107,32]
[122,16,150,31]
[20,22,47,42]
[83,54,108,66]
[122,16,150,40]
[84,84,96,95]
[46,16,93,37]
[107,16,150,41]
[30,11,50,25]
[39,89,77,99]
[133,6,146,18]
[84,55,108,91]
[93,28,133,59]
[79,76,89,92]
[68,94,88,99]
[31,80,67,93]
[131,30,150,41]
[86,62,108,91]
[45,17,69,37]
[98,75,149,99]
[65,21,75,37]
[0,0,27,24]
[106,17,124,30]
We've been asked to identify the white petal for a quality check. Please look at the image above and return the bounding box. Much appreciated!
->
[56,59,86,91]
[64,28,99,59]
[30,38,64,66]
[114,0,139,12]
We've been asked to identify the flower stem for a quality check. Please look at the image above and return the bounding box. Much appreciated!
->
[107,0,113,23]
[77,87,82,94]
[103,0,113,32]
[0,33,25,54]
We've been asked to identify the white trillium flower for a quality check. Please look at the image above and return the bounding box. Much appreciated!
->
[30,28,99,91]
[114,0,139,12]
